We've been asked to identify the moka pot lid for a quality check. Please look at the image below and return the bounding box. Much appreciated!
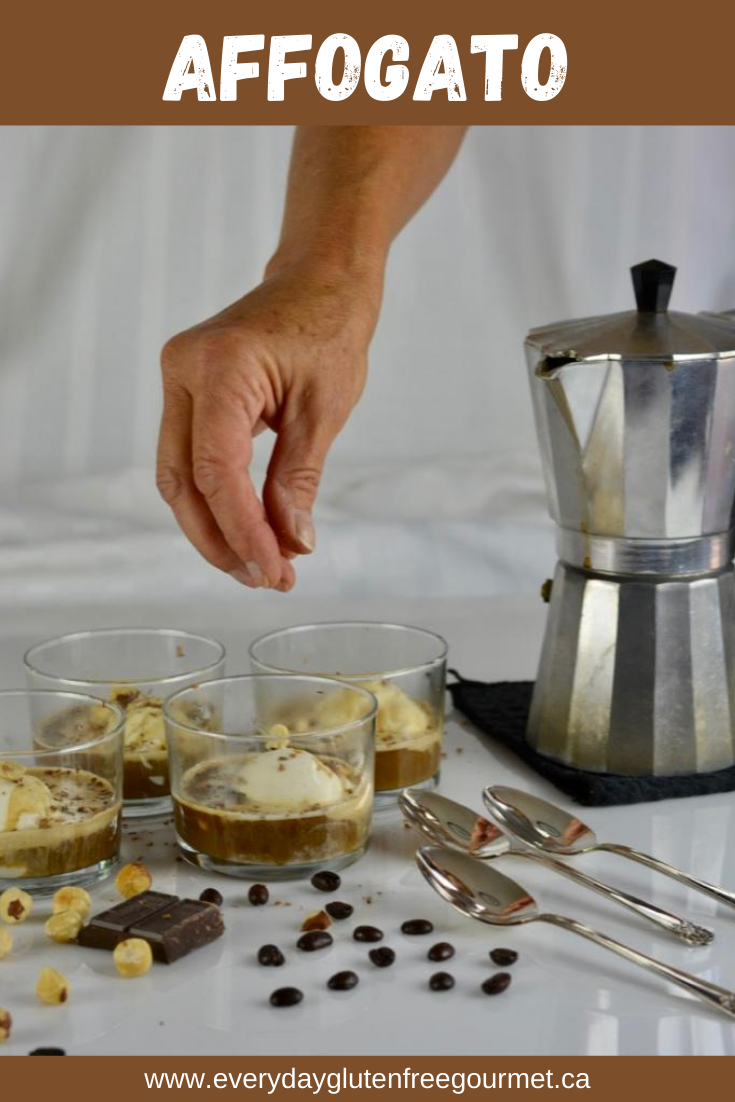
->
[526,259,735,363]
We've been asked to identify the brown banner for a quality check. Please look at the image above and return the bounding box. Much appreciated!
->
[4,0,735,124]
[1,1056,733,1092]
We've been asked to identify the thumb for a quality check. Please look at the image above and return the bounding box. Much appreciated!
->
[263,408,338,556]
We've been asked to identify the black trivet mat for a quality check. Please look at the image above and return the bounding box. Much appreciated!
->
[448,674,735,807]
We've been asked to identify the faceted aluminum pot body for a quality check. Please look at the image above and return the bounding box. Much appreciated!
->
[527,348,735,543]
[528,562,735,774]
[525,262,735,775]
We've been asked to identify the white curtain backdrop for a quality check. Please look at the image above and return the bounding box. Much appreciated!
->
[2,126,735,605]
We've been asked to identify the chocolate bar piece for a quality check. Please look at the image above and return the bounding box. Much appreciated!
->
[78,891,225,963]
[78,891,178,951]
[128,898,225,963]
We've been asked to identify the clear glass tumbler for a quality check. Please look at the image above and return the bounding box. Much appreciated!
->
[24,628,226,818]
[0,689,125,894]
[249,622,448,805]
[164,674,377,880]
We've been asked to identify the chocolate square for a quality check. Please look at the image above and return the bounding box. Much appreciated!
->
[128,898,225,963]
[77,891,179,951]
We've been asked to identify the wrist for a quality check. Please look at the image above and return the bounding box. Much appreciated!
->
[266,239,384,283]
[264,247,385,328]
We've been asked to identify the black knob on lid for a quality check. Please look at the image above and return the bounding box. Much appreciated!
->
[631,259,676,313]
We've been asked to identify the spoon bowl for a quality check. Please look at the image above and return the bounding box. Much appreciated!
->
[483,784,735,913]
[483,786,596,854]
[399,788,510,857]
[416,844,538,925]
[404,787,714,945]
[417,844,735,1020]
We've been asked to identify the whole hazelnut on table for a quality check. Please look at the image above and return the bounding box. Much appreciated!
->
[113,938,153,977]
[36,967,70,1005]
[115,862,152,898]
[52,886,92,919]
[45,911,84,944]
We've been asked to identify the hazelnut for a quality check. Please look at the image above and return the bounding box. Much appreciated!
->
[110,685,141,708]
[115,861,152,899]
[0,887,33,924]
[113,937,153,977]
[0,761,25,781]
[52,886,92,919]
[89,704,115,731]
[45,911,83,944]
[36,967,69,1005]
[265,723,290,750]
[0,928,12,960]
[0,1008,11,1042]
[301,910,332,933]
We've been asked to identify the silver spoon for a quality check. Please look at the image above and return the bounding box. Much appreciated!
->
[483,786,735,913]
[417,845,735,1020]
[400,789,712,946]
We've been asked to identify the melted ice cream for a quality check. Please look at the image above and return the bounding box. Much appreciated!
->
[0,766,53,831]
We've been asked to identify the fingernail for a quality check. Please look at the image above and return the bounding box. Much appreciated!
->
[294,510,316,553]
[231,561,267,588]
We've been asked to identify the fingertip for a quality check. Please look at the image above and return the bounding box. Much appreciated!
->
[276,559,297,592]
[263,478,316,557]
[293,510,316,554]
[230,566,260,588]
[275,534,311,559]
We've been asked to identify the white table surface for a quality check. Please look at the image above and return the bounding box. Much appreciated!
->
[2,594,734,1057]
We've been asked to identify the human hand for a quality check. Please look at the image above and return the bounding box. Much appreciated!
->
[156,263,379,591]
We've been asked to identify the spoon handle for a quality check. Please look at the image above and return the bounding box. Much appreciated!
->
[539,913,735,1020]
[596,843,735,911]
[523,853,712,946]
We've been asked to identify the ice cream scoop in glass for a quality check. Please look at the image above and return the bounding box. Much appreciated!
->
[24,628,225,818]
[0,689,125,894]
[164,674,377,879]
[249,622,447,804]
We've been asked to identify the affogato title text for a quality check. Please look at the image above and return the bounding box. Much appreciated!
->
[163,33,567,104]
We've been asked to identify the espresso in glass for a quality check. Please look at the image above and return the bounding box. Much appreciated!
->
[24,629,225,818]
[0,690,124,893]
[249,623,447,805]
[165,675,376,879]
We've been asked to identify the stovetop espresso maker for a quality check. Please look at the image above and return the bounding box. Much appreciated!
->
[526,259,735,776]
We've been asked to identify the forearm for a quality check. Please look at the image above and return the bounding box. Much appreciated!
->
[266,125,467,292]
